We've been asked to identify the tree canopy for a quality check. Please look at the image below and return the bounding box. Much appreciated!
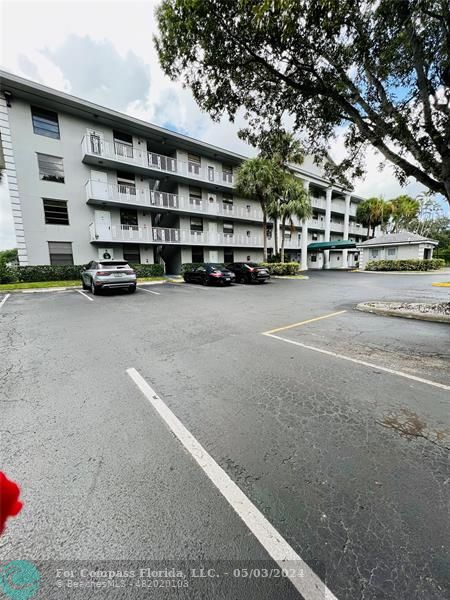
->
[155,0,450,205]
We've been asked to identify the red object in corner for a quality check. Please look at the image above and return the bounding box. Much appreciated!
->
[0,472,23,534]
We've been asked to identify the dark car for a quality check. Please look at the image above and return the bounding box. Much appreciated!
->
[226,262,270,284]
[183,263,236,286]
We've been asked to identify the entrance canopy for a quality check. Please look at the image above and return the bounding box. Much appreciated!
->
[308,240,357,250]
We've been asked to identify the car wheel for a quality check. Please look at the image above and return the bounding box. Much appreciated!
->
[91,280,99,295]
[128,285,136,293]
[81,278,88,290]
[202,277,209,286]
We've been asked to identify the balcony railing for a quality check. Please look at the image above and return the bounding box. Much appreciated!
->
[85,180,263,221]
[89,224,263,247]
[82,134,234,186]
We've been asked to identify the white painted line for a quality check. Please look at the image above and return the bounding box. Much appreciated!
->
[0,294,11,309]
[127,367,338,600]
[76,290,94,302]
[139,287,161,295]
[264,333,450,391]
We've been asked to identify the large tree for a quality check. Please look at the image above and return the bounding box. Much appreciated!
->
[155,0,450,205]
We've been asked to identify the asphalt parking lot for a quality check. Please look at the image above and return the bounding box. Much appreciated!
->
[1,271,449,599]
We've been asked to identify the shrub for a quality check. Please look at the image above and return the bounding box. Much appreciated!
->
[260,262,300,275]
[8,263,164,283]
[365,259,445,271]
[181,263,203,273]
[15,265,84,282]
[131,264,164,277]
[0,264,18,284]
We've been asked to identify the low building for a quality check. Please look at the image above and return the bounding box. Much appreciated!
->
[357,232,438,270]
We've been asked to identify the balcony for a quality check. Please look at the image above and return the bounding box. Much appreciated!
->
[85,180,263,222]
[89,223,263,247]
[82,134,234,190]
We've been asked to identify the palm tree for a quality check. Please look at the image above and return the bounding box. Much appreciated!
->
[356,200,373,237]
[258,130,305,255]
[388,195,420,232]
[235,158,281,261]
[356,197,391,237]
[278,176,312,263]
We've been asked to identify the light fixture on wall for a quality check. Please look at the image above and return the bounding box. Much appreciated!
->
[4,91,12,107]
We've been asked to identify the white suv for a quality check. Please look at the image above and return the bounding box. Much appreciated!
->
[81,260,137,294]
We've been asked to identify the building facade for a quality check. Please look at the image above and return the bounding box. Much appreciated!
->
[357,232,438,270]
[0,71,369,272]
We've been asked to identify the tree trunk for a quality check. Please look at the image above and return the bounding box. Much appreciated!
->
[274,216,279,258]
[262,208,268,262]
[280,217,286,263]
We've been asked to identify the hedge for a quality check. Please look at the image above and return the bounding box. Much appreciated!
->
[130,264,164,277]
[260,262,300,275]
[0,263,164,284]
[181,262,300,276]
[181,263,204,274]
[365,259,445,271]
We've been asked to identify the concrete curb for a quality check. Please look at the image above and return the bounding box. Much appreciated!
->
[353,270,450,276]
[272,275,309,280]
[356,302,450,324]
[432,282,450,287]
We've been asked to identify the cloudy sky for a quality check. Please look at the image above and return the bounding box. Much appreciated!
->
[0,0,446,249]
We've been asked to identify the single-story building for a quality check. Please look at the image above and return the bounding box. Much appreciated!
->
[357,232,438,270]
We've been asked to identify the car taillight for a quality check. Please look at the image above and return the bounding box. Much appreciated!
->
[96,271,110,276]
[211,272,222,277]
[124,269,135,274]
[248,267,255,272]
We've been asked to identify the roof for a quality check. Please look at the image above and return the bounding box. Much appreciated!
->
[0,70,361,196]
[308,240,357,250]
[0,69,245,165]
[356,232,438,247]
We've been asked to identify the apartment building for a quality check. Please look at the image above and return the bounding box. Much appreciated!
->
[0,71,368,272]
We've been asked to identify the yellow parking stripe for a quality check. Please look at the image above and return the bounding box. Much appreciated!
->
[263,310,347,335]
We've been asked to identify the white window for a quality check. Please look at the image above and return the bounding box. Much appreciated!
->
[370,248,379,259]
[387,247,397,258]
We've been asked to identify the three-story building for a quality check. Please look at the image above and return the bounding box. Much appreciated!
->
[0,71,368,271]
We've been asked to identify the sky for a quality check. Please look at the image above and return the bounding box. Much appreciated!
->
[0,0,447,250]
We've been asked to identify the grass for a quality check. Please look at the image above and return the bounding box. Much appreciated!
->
[0,276,165,291]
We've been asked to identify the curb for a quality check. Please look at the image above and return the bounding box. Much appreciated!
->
[432,282,450,287]
[356,302,450,324]
[272,275,309,280]
[353,270,450,276]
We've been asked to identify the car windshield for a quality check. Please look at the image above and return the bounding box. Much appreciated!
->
[209,264,226,271]
[246,263,261,267]
[98,262,130,270]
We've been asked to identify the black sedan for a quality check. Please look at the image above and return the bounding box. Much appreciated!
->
[183,263,236,286]
[226,262,270,284]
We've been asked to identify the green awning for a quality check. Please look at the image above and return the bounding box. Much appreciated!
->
[308,240,357,250]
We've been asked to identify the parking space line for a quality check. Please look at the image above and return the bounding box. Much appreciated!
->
[0,294,10,309]
[76,290,94,302]
[263,310,347,335]
[263,333,450,391]
[139,288,161,295]
[127,367,338,600]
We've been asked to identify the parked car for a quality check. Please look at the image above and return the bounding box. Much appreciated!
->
[183,263,235,286]
[226,262,270,284]
[81,260,137,294]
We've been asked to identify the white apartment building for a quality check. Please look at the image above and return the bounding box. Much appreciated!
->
[0,71,368,272]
